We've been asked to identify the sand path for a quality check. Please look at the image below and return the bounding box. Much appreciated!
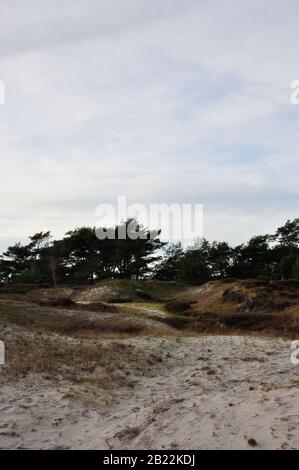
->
[0,335,298,450]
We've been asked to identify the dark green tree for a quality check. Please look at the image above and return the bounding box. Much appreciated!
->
[209,241,232,278]
[153,242,184,281]
[178,238,211,285]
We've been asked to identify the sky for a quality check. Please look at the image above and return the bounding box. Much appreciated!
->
[0,0,299,250]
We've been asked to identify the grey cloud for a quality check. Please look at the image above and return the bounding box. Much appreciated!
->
[0,0,298,248]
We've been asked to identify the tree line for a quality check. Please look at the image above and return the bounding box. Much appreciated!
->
[0,218,298,286]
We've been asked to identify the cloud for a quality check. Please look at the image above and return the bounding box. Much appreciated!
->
[0,0,298,248]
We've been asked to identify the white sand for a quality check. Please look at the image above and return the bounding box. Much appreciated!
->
[0,335,298,450]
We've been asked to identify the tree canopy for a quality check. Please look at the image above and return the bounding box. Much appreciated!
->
[1,218,299,286]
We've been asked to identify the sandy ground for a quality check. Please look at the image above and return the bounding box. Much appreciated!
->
[0,335,298,450]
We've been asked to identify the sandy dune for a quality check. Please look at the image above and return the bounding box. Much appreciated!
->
[0,335,298,450]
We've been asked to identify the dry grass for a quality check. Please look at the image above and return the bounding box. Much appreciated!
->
[2,277,299,395]
[1,321,173,394]
[73,279,188,304]
[0,301,146,336]
[164,279,299,337]
[0,297,179,395]
[3,278,299,339]
[3,332,137,389]
[26,287,76,304]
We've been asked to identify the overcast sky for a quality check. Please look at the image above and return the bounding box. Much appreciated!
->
[0,0,298,250]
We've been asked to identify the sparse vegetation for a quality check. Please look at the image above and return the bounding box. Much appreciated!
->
[0,298,177,395]
[163,279,299,337]
[0,301,155,337]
